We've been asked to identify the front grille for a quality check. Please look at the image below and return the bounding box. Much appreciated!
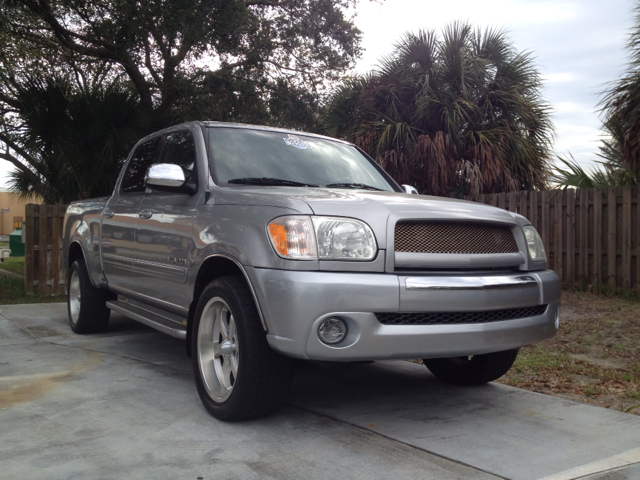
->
[376,305,548,325]
[394,222,518,254]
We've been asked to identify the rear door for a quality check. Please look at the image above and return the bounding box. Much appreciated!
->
[102,136,161,292]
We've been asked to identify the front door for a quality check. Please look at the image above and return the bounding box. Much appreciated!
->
[134,130,200,313]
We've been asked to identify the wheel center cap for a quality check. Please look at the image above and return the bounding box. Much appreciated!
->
[220,339,235,356]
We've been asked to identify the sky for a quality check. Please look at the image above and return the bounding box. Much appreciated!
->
[0,0,636,187]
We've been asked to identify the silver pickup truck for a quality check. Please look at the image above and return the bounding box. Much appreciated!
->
[63,121,560,420]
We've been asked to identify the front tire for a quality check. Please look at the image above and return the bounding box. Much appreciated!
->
[423,349,519,386]
[192,276,294,421]
[67,259,113,334]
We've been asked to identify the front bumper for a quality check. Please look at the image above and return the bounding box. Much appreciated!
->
[245,267,561,361]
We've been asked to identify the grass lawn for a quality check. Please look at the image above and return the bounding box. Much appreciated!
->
[496,289,640,415]
[0,241,9,247]
[0,256,25,276]
[0,276,66,304]
[0,256,66,304]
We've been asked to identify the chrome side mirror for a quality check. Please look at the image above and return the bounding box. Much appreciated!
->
[402,184,419,195]
[145,163,186,188]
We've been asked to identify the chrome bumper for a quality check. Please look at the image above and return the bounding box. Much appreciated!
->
[245,267,561,361]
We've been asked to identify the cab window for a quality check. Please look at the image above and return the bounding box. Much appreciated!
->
[156,131,198,188]
[121,137,161,194]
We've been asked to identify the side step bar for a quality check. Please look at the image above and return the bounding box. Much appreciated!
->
[106,299,187,339]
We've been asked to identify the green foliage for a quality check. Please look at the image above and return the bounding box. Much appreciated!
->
[2,76,159,203]
[550,156,598,189]
[0,256,24,276]
[600,1,640,177]
[1,0,362,123]
[0,276,65,304]
[0,0,365,202]
[551,117,638,189]
[322,24,554,197]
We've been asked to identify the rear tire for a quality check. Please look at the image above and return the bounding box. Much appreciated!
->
[67,259,113,334]
[423,349,519,386]
[192,276,294,421]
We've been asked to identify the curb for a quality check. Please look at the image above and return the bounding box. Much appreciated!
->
[0,267,24,280]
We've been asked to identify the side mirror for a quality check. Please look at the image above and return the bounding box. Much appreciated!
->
[402,184,419,195]
[145,163,186,187]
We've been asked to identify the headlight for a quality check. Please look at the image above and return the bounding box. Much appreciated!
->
[523,226,546,262]
[312,217,377,261]
[267,216,377,261]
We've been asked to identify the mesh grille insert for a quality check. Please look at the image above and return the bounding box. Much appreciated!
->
[395,222,518,254]
[376,305,548,325]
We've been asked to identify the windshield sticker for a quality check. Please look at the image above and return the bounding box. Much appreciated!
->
[283,134,312,149]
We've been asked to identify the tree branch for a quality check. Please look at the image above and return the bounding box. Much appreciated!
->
[245,0,292,6]
[17,0,154,108]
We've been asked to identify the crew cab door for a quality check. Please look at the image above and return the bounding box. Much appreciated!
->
[133,129,201,312]
[102,136,161,292]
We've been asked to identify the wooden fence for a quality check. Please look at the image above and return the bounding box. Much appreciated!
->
[25,204,67,296]
[21,190,640,295]
[467,186,640,294]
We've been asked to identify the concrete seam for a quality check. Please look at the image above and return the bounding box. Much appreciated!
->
[289,403,509,480]
[535,446,640,480]
[7,318,46,343]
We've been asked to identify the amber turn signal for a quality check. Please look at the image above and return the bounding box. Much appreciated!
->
[268,223,288,256]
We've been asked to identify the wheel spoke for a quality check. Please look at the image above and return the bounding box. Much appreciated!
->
[222,357,233,389]
[220,307,230,340]
[228,316,237,342]
[230,353,238,377]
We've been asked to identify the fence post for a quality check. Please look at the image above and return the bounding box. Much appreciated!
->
[566,189,576,287]
[554,190,564,283]
[607,187,617,293]
[24,204,37,294]
[593,189,603,294]
[578,188,589,290]
[623,186,632,293]
[24,204,67,296]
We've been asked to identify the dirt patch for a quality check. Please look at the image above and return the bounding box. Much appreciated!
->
[0,351,103,408]
[496,290,640,415]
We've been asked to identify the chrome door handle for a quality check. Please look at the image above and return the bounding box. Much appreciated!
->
[104,208,114,219]
[138,210,153,220]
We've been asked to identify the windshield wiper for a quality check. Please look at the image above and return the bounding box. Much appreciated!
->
[228,177,319,187]
[325,182,384,191]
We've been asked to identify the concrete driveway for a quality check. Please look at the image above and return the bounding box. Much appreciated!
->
[1,303,639,480]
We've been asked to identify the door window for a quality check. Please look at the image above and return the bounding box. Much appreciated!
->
[121,137,161,193]
[157,131,198,187]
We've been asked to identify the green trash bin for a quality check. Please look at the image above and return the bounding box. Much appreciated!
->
[9,228,24,257]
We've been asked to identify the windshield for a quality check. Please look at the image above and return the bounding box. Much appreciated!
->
[207,127,397,191]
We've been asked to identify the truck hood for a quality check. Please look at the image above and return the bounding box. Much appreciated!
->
[215,186,519,249]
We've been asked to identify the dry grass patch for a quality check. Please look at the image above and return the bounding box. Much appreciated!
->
[497,290,640,415]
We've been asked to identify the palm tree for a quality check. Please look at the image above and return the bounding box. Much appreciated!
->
[323,23,554,197]
[551,117,637,189]
[2,76,158,204]
[600,2,640,178]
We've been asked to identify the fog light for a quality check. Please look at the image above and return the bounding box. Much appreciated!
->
[318,317,348,345]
